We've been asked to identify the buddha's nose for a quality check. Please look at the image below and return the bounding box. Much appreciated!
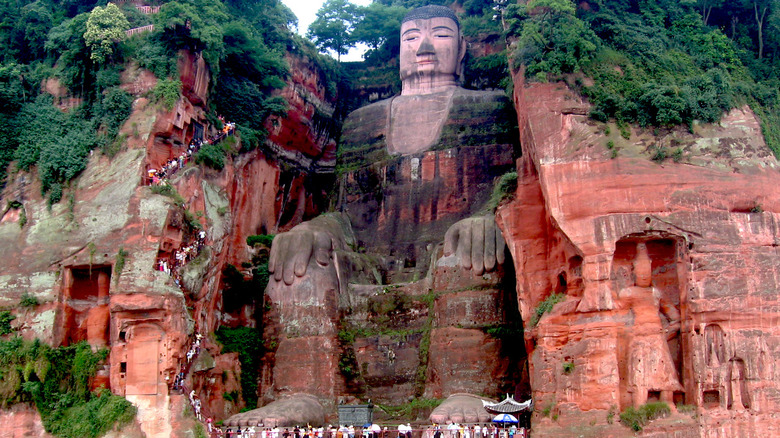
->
[417,36,435,56]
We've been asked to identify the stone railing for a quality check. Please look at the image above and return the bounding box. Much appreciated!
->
[126,24,155,37]
[136,5,161,14]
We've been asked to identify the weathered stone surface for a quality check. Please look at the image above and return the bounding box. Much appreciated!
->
[224,393,325,428]
[0,405,52,438]
[500,71,780,436]
[429,393,496,424]
[340,143,517,283]
[0,48,340,436]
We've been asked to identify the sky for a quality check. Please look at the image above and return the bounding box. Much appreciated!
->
[280,0,372,62]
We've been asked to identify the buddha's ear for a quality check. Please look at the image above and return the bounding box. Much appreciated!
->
[456,35,467,79]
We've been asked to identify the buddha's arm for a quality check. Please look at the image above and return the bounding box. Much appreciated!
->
[443,215,506,275]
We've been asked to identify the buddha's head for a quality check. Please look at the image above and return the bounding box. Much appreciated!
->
[399,5,466,95]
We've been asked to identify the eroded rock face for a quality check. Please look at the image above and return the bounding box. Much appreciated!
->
[0,48,340,436]
[501,72,780,436]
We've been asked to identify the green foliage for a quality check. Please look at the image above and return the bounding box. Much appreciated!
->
[606,405,616,424]
[246,234,274,247]
[484,324,523,339]
[0,338,135,437]
[651,145,668,162]
[461,12,502,38]
[487,171,518,211]
[562,361,575,374]
[351,2,407,61]
[502,0,780,154]
[368,289,410,323]
[338,341,360,382]
[307,0,362,60]
[215,326,262,409]
[618,122,631,139]
[541,401,555,417]
[46,13,94,92]
[151,183,187,205]
[378,398,443,421]
[155,0,230,72]
[121,33,178,79]
[677,403,697,414]
[619,402,671,432]
[100,87,133,136]
[194,141,230,170]
[7,83,128,202]
[212,19,288,144]
[0,311,15,335]
[530,293,565,327]
[83,3,130,64]
[464,51,509,90]
[151,79,182,110]
[508,0,600,77]
[114,247,128,279]
[672,147,684,162]
[20,293,39,308]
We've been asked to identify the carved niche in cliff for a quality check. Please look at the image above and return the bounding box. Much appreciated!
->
[696,323,753,411]
[60,266,112,348]
[611,235,688,408]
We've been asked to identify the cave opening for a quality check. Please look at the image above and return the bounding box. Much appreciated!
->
[62,266,112,346]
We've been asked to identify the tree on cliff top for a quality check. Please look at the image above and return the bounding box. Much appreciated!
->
[155,0,229,72]
[351,2,407,61]
[83,3,130,64]
[508,0,599,77]
[308,0,362,61]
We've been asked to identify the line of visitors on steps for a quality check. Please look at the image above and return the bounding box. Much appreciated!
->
[157,230,206,286]
[146,119,236,186]
[170,331,222,437]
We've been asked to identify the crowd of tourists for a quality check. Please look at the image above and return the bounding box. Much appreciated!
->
[146,118,236,186]
[157,229,206,285]
[431,423,525,438]
[202,423,526,438]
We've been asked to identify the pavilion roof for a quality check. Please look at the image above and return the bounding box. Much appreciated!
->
[481,395,532,414]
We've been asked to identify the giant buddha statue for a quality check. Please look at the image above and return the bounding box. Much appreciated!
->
[247,5,522,424]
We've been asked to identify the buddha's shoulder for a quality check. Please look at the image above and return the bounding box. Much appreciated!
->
[343,98,392,127]
[339,98,393,166]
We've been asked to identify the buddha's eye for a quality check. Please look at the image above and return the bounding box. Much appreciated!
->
[403,32,420,42]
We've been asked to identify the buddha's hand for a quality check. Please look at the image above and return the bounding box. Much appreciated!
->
[443,216,506,275]
[268,222,340,285]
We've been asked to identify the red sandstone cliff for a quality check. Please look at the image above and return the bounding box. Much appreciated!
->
[498,71,780,437]
[3,38,779,438]
[0,47,339,437]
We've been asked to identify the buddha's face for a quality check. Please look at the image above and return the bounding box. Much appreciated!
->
[399,16,465,94]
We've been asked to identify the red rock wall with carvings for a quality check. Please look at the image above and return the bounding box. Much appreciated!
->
[499,71,780,436]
